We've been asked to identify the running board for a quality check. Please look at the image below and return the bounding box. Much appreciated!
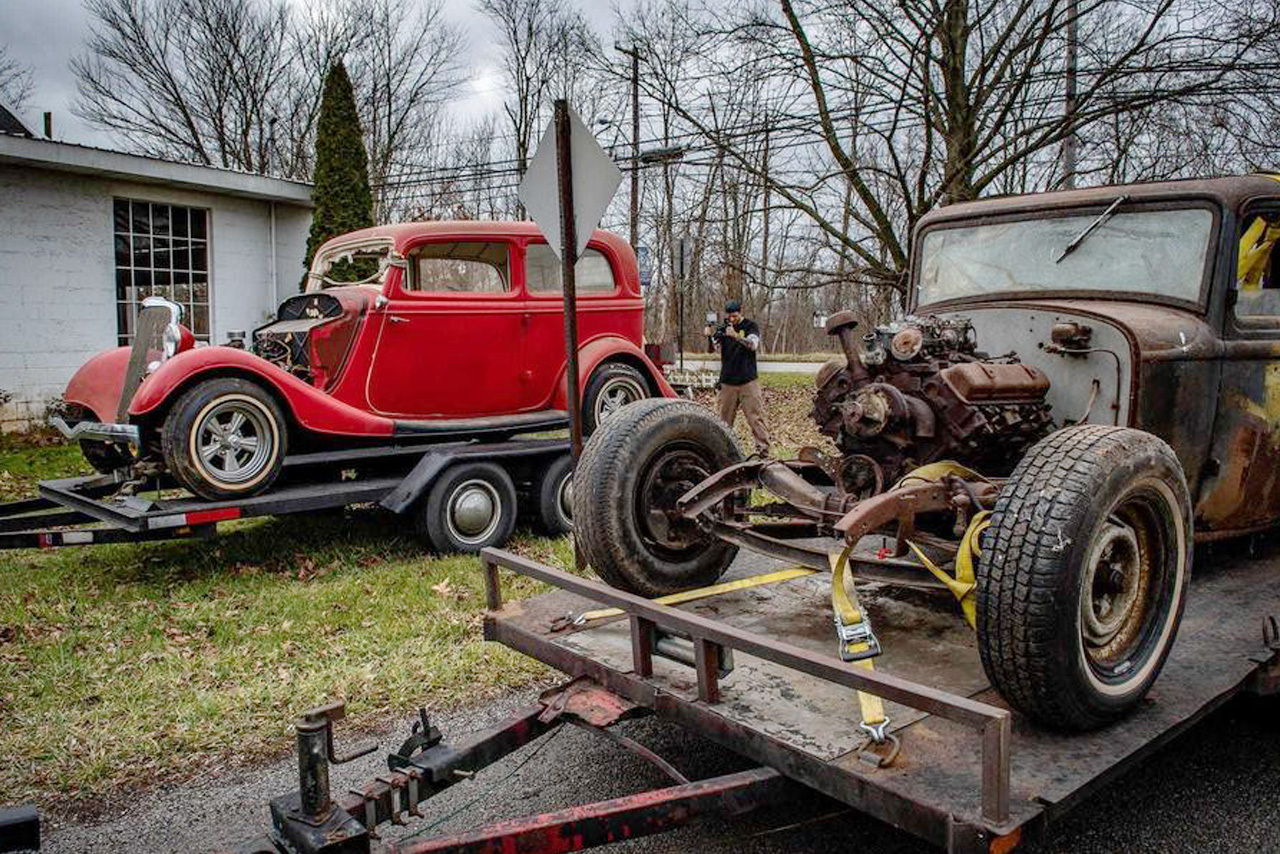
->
[393,411,568,437]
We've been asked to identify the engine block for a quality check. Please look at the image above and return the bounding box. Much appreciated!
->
[812,313,1054,486]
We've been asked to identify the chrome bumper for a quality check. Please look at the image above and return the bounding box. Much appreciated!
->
[50,416,140,444]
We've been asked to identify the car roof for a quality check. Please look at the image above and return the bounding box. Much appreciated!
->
[320,220,633,258]
[916,174,1280,232]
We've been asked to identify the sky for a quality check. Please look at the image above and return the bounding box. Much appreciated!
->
[0,0,625,148]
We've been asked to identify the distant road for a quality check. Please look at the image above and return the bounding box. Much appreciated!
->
[675,358,823,374]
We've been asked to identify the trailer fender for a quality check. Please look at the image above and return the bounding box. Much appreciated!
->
[127,347,396,437]
[552,335,677,410]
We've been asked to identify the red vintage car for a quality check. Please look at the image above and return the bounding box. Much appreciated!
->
[55,221,674,500]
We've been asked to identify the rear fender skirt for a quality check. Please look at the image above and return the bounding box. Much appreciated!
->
[126,347,395,437]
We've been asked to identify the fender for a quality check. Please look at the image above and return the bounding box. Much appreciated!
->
[127,346,396,437]
[551,334,677,410]
[64,347,132,423]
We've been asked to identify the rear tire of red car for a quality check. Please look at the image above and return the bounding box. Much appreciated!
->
[534,453,574,536]
[160,378,288,501]
[582,363,649,434]
[416,461,518,553]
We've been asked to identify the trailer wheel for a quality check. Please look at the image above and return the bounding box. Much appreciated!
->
[535,454,574,536]
[977,426,1192,730]
[575,398,742,596]
[161,378,287,500]
[417,462,517,553]
[582,363,649,434]
[80,439,133,474]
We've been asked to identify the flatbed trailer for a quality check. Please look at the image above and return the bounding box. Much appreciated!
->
[244,543,1279,854]
[0,438,571,552]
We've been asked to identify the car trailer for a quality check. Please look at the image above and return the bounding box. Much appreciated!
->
[0,438,572,554]
[238,543,1278,854]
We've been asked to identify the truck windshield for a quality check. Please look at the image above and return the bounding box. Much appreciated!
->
[309,243,392,290]
[916,207,1214,307]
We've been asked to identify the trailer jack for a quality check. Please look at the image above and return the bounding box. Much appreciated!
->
[243,679,792,854]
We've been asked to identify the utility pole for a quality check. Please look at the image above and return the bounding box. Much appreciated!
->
[616,44,642,248]
[1062,0,1079,189]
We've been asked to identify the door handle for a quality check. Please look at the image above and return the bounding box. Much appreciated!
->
[389,315,410,324]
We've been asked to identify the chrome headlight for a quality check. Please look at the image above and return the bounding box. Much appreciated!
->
[141,296,185,363]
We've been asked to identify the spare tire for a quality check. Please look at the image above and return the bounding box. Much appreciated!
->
[574,398,743,596]
[976,425,1192,730]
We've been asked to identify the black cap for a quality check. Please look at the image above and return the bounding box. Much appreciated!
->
[724,299,742,313]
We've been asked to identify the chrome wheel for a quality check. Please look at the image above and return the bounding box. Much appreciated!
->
[557,473,573,527]
[594,376,646,424]
[445,479,502,546]
[192,396,276,486]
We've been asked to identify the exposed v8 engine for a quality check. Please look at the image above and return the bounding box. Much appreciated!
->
[812,311,1054,488]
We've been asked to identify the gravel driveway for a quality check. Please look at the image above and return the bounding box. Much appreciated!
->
[38,684,1279,854]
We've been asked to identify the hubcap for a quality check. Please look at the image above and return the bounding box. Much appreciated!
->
[595,377,645,423]
[195,399,273,485]
[447,479,501,545]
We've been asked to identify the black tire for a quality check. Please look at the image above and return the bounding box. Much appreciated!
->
[80,439,133,474]
[574,398,743,596]
[161,378,288,500]
[534,453,574,536]
[416,461,517,553]
[976,425,1192,730]
[582,363,650,434]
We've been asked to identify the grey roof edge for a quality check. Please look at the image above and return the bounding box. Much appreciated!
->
[0,132,313,205]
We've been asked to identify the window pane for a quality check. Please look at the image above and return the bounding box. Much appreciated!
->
[118,303,133,338]
[132,236,151,268]
[190,211,207,240]
[172,208,189,238]
[131,201,150,235]
[526,245,615,294]
[409,242,509,293]
[116,269,130,301]
[192,304,209,336]
[192,276,208,302]
[191,241,207,272]
[152,204,170,236]
[115,234,130,267]
[153,237,170,269]
[172,239,190,271]
[114,199,130,233]
[133,269,150,294]
[154,269,171,296]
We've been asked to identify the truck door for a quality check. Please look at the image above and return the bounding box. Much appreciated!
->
[1198,206,1280,532]
[366,240,525,418]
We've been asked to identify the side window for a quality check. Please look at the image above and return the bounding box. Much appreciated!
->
[525,244,616,295]
[407,242,509,294]
[1233,211,1280,324]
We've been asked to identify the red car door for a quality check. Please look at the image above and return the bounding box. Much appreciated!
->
[365,239,526,418]
[521,240,631,408]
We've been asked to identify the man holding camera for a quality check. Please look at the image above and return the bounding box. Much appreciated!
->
[706,299,771,457]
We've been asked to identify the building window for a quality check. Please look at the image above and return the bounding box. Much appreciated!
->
[113,198,210,344]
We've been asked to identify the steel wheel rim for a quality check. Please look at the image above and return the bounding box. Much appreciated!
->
[556,473,573,527]
[1078,484,1172,681]
[636,444,715,558]
[446,479,502,545]
[195,399,274,485]
[595,376,646,424]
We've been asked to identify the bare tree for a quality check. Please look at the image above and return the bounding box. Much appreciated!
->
[0,44,34,111]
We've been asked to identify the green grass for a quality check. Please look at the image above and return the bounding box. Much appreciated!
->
[0,433,571,812]
[0,430,92,500]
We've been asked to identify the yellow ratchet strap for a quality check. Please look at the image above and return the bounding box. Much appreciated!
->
[904,510,992,629]
[570,567,816,626]
[893,460,989,488]
[829,546,888,740]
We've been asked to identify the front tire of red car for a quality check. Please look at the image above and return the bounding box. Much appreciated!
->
[582,363,649,434]
[161,378,288,501]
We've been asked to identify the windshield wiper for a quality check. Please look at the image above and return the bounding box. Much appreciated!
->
[1055,195,1129,264]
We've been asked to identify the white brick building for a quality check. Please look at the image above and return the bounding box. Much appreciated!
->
[0,130,313,429]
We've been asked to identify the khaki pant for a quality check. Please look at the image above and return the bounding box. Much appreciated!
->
[718,380,771,456]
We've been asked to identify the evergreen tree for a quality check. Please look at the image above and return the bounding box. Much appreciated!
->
[303,61,374,286]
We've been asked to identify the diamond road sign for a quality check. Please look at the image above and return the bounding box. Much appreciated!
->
[518,105,623,262]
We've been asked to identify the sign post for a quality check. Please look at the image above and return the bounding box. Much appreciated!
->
[553,101,584,460]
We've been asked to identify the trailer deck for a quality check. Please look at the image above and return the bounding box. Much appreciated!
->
[480,545,1279,852]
